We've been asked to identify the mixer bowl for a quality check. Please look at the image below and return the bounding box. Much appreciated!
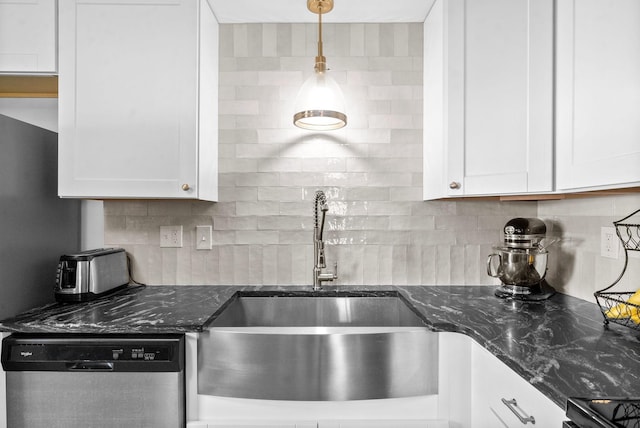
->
[487,246,548,286]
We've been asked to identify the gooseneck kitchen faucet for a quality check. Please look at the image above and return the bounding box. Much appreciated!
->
[313,190,337,290]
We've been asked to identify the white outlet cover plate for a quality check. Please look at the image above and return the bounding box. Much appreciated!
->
[600,227,619,259]
[160,225,183,248]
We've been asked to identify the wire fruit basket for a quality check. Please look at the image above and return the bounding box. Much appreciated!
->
[594,208,640,330]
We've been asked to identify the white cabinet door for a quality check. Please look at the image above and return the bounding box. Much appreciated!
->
[58,0,218,200]
[470,340,564,428]
[556,0,640,192]
[424,0,553,200]
[0,0,56,73]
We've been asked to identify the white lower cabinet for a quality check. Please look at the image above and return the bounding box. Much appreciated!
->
[187,332,563,428]
[470,339,564,427]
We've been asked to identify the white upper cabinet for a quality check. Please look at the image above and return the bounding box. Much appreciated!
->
[58,0,218,201]
[0,0,57,73]
[556,0,640,192]
[424,0,554,200]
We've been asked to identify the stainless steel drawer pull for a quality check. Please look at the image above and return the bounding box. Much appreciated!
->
[501,398,536,424]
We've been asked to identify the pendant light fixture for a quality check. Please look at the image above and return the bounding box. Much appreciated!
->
[293,0,347,131]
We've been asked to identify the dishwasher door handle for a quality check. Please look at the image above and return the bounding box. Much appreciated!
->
[68,361,114,371]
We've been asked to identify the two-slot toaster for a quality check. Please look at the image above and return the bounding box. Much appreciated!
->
[54,248,130,302]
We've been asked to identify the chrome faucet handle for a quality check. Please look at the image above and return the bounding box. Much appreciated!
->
[316,261,338,284]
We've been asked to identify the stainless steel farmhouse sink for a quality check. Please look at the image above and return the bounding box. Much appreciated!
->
[197,292,438,401]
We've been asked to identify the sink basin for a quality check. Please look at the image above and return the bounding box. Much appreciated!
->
[198,292,438,401]
[208,294,427,327]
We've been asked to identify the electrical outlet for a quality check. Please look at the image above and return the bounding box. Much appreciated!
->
[160,225,183,248]
[196,225,212,250]
[600,227,619,259]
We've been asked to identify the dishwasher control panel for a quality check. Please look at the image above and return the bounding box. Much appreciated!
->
[8,343,170,361]
[1,334,184,372]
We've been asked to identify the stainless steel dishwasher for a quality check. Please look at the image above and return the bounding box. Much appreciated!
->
[1,333,185,428]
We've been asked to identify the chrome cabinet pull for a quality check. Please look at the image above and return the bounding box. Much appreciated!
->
[501,398,536,424]
[181,184,191,191]
[449,181,461,189]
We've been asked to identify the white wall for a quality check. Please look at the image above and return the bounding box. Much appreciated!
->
[0,98,57,132]
[540,194,640,302]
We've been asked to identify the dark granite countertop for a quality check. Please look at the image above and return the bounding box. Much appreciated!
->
[0,285,239,333]
[1,284,639,410]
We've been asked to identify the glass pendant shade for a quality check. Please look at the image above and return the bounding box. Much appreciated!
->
[293,0,346,131]
[294,70,347,131]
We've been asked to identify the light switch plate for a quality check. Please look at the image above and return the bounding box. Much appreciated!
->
[196,225,212,250]
[160,225,183,248]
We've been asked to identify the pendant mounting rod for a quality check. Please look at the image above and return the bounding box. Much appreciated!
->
[308,0,333,73]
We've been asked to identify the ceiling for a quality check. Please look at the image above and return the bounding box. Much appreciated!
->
[208,0,435,23]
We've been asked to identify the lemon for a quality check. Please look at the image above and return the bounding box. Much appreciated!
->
[628,290,640,305]
[605,302,637,319]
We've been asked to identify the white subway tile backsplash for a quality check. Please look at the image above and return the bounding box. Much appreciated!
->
[236,201,280,216]
[219,158,258,173]
[219,70,259,86]
[614,194,640,217]
[276,245,293,284]
[286,24,304,57]
[279,201,313,216]
[232,24,249,57]
[257,158,302,172]
[215,216,257,231]
[258,70,302,86]
[218,100,259,115]
[258,186,304,202]
[370,57,416,72]
[347,71,392,86]
[301,158,348,172]
[234,172,280,187]
[449,246,466,285]
[435,245,452,285]
[435,216,479,231]
[392,23,410,57]
[349,24,365,57]
[261,245,278,284]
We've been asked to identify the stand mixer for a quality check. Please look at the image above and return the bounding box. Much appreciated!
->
[487,217,556,300]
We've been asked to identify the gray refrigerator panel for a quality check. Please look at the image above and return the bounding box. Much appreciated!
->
[0,114,80,319]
